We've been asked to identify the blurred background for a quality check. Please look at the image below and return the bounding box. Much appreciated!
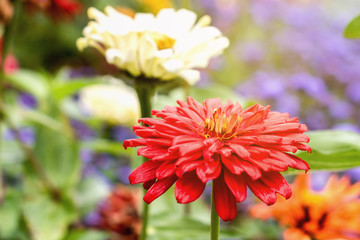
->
[1,0,360,239]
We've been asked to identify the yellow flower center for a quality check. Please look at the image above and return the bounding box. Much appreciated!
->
[203,108,242,140]
[145,32,176,50]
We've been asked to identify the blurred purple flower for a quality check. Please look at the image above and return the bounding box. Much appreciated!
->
[236,42,265,63]
[274,93,300,117]
[199,0,240,29]
[345,167,360,182]
[289,73,330,104]
[69,67,96,78]
[332,123,360,133]
[70,119,95,140]
[346,81,360,103]
[329,100,353,120]
[83,210,101,227]
[18,92,37,109]
[305,110,329,130]
[196,71,212,87]
[311,172,331,191]
[4,127,35,145]
[238,71,286,99]
[111,125,136,142]
[117,165,131,184]
[250,0,281,26]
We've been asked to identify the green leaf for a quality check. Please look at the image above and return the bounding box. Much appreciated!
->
[295,130,360,171]
[0,140,24,165]
[5,70,49,99]
[63,230,109,240]
[0,189,21,238]
[81,139,134,157]
[30,125,81,190]
[75,176,110,214]
[15,108,63,133]
[52,79,100,102]
[22,195,76,240]
[345,14,360,38]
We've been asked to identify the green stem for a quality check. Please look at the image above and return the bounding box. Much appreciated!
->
[134,77,158,240]
[210,183,220,240]
[0,0,22,201]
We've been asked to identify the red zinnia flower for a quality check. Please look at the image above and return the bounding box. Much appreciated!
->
[124,97,311,221]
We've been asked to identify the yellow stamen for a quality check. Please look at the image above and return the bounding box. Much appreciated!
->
[203,108,242,140]
[146,32,176,50]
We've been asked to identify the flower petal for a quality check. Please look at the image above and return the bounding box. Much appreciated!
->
[129,160,162,184]
[261,172,292,199]
[246,176,277,205]
[213,173,237,221]
[144,175,178,203]
[224,171,247,202]
[175,171,206,204]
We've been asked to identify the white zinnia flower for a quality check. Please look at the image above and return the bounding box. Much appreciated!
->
[80,81,140,126]
[77,7,229,85]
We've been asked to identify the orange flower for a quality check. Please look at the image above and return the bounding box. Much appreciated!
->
[250,174,360,240]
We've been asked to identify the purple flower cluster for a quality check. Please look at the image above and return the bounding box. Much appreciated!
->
[233,0,360,131]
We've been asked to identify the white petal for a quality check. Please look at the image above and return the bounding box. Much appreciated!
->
[138,33,158,76]
[162,59,184,72]
[134,13,157,32]
[178,69,200,85]
[105,49,125,67]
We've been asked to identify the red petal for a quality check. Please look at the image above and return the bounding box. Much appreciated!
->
[196,165,208,183]
[175,171,206,204]
[143,175,178,204]
[170,141,205,157]
[123,139,146,149]
[143,179,156,190]
[146,138,173,146]
[286,153,310,171]
[224,170,247,202]
[204,150,222,180]
[241,107,269,128]
[246,176,277,205]
[228,143,251,159]
[222,155,244,175]
[175,160,203,177]
[173,135,203,145]
[129,160,162,184]
[213,173,237,221]
[156,160,176,179]
[261,172,292,199]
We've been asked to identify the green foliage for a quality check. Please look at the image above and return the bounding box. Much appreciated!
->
[344,14,360,38]
[22,195,76,240]
[64,230,109,240]
[0,190,21,239]
[295,130,360,171]
[5,70,49,100]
